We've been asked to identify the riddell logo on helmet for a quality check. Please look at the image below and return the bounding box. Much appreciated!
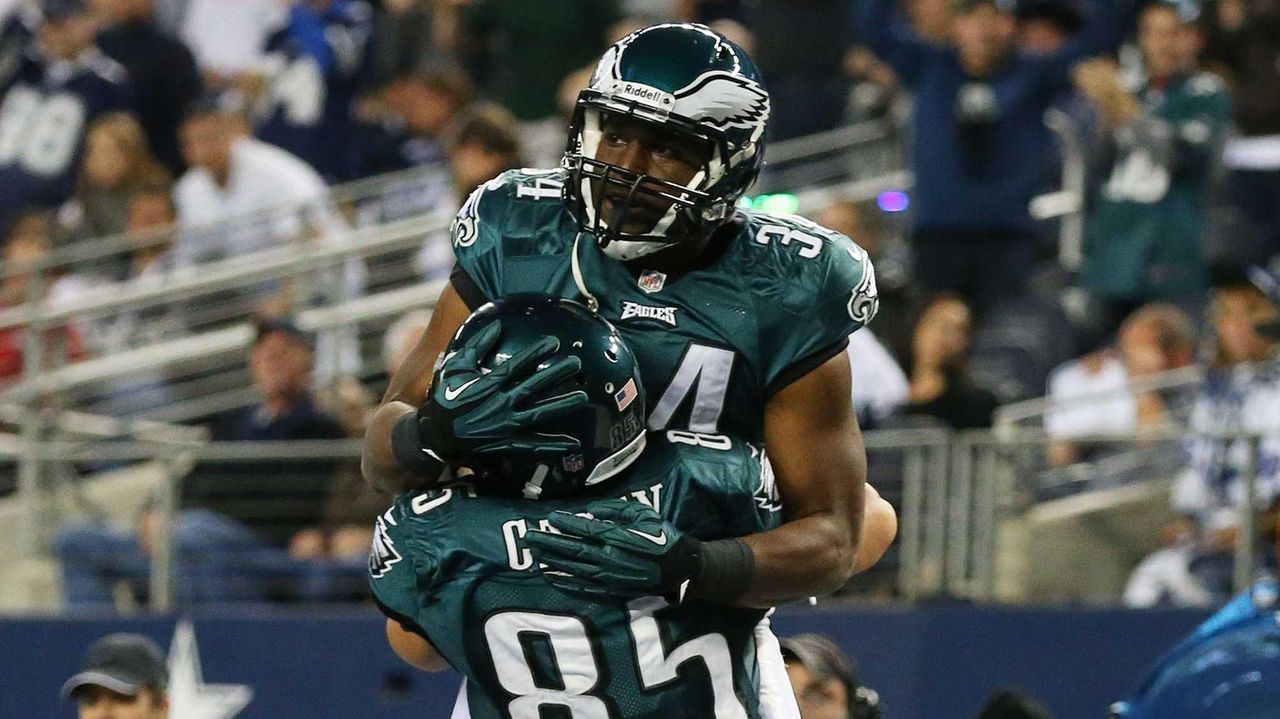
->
[608,80,675,109]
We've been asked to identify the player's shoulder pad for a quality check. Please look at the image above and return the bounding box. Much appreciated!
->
[740,209,879,329]
[450,168,570,251]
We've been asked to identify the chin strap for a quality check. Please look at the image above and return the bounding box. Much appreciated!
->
[571,232,600,312]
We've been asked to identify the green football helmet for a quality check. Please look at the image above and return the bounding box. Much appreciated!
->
[563,23,771,261]
[452,294,647,500]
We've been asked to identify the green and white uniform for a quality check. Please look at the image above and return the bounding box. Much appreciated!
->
[370,432,783,719]
[448,168,879,441]
[1085,71,1232,301]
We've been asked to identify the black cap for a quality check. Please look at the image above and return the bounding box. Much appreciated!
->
[254,315,315,349]
[780,633,859,687]
[42,0,92,21]
[61,634,168,700]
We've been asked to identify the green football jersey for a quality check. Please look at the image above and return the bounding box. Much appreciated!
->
[370,432,782,719]
[448,168,879,443]
[1085,71,1232,300]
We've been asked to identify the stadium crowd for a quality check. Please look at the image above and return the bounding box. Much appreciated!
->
[0,0,1275,609]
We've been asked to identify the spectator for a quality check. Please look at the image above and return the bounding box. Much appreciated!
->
[0,0,133,234]
[356,66,473,178]
[749,0,854,140]
[0,213,88,385]
[348,67,473,291]
[54,317,349,609]
[179,0,283,91]
[369,0,438,83]
[61,633,169,718]
[180,317,348,541]
[173,100,365,349]
[1044,303,1197,466]
[1076,1,1231,339]
[290,374,385,601]
[857,0,1132,312]
[80,183,184,417]
[0,2,35,90]
[449,102,523,200]
[250,0,375,181]
[899,293,999,429]
[57,113,169,248]
[441,0,620,167]
[1015,0,1082,54]
[1122,515,1214,607]
[93,0,203,176]
[1125,279,1280,607]
[781,633,883,719]
[406,102,523,280]
[1165,280,1280,598]
[909,0,954,41]
[1202,0,1280,268]
[843,45,902,122]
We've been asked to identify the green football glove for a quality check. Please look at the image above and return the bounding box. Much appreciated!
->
[523,499,702,599]
[414,320,589,463]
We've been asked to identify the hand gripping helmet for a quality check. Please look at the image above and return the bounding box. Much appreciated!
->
[1108,579,1280,719]
[563,23,771,262]
[451,294,647,500]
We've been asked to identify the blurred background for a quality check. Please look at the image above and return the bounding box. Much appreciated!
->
[0,0,1278,717]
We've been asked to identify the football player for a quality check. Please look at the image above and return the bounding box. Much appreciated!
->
[371,295,883,719]
[363,23,886,609]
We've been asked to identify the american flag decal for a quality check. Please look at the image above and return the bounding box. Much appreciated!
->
[614,378,639,411]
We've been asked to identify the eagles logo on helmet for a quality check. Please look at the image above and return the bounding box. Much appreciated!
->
[562,23,772,262]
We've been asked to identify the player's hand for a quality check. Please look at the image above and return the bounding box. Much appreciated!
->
[413,321,589,463]
[524,499,701,599]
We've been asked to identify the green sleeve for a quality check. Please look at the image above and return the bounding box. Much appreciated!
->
[449,175,512,303]
[765,235,879,396]
[368,502,437,635]
[1172,74,1233,177]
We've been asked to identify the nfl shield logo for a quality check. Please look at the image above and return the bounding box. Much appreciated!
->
[638,270,666,293]
[563,454,585,472]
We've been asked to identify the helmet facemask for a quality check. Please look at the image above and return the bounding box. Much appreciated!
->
[560,23,771,261]
[564,102,747,262]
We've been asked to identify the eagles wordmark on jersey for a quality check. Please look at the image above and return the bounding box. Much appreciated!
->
[371,432,782,719]
[449,168,878,444]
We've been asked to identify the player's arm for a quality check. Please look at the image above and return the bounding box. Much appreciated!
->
[385,619,451,672]
[526,353,880,609]
[855,482,898,574]
[731,350,868,606]
[361,282,473,492]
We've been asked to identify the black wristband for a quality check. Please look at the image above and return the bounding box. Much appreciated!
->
[391,412,447,480]
[688,538,755,604]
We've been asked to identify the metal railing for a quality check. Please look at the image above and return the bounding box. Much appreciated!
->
[2,419,1273,613]
[0,116,1127,614]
